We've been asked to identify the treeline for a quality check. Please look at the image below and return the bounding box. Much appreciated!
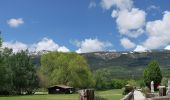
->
[0,48,95,95]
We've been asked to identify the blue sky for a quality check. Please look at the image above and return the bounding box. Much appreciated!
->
[0,0,170,53]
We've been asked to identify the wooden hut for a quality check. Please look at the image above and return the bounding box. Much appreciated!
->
[48,85,75,94]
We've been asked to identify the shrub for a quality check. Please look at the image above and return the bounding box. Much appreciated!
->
[122,85,134,95]
[137,80,145,88]
[127,80,137,87]
[161,77,168,87]
[111,79,127,89]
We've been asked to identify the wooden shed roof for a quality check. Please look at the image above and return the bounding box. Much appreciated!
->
[48,85,74,89]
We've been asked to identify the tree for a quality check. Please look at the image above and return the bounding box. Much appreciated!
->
[143,60,162,89]
[40,52,94,88]
[0,36,14,95]
[94,69,112,90]
[8,50,39,94]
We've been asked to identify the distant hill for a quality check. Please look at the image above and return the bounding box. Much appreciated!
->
[32,50,170,79]
[81,50,170,79]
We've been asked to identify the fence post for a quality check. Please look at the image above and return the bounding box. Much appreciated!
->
[79,89,94,100]
[158,86,166,96]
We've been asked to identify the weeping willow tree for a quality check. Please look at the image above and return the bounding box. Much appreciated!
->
[40,52,95,88]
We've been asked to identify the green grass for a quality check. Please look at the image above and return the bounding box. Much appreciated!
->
[0,89,123,100]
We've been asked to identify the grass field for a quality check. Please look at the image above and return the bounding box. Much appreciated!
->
[0,89,123,100]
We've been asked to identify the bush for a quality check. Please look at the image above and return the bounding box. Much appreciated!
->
[122,85,134,95]
[111,79,127,89]
[127,80,137,87]
[137,80,145,88]
[161,77,168,87]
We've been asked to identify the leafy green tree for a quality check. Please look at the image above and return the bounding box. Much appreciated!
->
[8,50,39,94]
[94,69,112,90]
[143,60,162,89]
[0,36,13,94]
[40,52,94,88]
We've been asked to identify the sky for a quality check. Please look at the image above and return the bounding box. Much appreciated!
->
[0,0,170,53]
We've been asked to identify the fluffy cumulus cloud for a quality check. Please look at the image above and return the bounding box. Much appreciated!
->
[143,11,170,49]
[30,38,59,52]
[165,45,170,50]
[100,0,146,38]
[134,45,147,52]
[57,46,70,52]
[2,37,69,53]
[7,18,24,28]
[120,38,136,49]
[30,38,70,52]
[101,0,133,10]
[115,8,146,38]
[2,41,28,53]
[76,38,112,53]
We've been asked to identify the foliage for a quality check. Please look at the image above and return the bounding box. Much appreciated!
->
[142,87,151,96]
[136,79,145,87]
[94,68,128,90]
[143,60,162,89]
[0,48,39,95]
[0,48,13,95]
[122,86,134,95]
[94,69,112,90]
[111,79,127,89]
[8,50,39,94]
[161,77,168,87]
[40,52,94,88]
[127,80,137,87]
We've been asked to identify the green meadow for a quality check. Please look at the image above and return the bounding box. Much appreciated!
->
[0,89,122,100]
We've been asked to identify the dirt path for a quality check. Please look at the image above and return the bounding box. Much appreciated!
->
[134,90,146,100]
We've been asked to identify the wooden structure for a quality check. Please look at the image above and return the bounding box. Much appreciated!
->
[151,96,170,100]
[121,90,134,100]
[79,89,94,100]
[158,86,166,96]
[48,85,75,94]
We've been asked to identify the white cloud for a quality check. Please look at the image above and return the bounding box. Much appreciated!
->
[134,45,147,52]
[100,0,146,38]
[120,38,136,49]
[2,37,70,53]
[7,18,24,28]
[115,8,146,38]
[30,37,69,52]
[58,46,70,52]
[165,45,170,50]
[2,41,28,53]
[89,1,97,8]
[143,11,170,49]
[76,38,112,53]
[101,0,133,10]
[111,10,118,18]
[30,38,59,52]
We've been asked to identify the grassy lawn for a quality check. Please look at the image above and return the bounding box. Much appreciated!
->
[0,89,123,100]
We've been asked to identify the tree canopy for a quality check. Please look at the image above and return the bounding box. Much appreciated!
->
[40,52,94,88]
[143,60,162,89]
[0,49,39,95]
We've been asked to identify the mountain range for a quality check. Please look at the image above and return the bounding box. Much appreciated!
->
[32,50,170,79]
